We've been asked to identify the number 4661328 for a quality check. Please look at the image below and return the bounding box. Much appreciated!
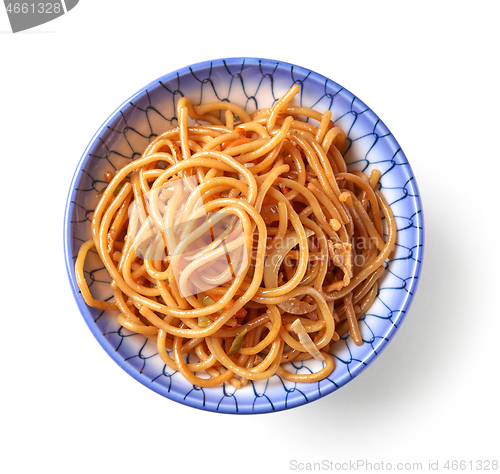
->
[5,3,62,14]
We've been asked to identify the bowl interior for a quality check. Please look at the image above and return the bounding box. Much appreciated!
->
[64,57,423,414]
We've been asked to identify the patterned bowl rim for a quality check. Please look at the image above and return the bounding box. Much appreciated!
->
[63,57,424,414]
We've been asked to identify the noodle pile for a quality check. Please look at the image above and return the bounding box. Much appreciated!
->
[75,84,397,388]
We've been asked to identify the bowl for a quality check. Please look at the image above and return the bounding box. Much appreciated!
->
[64,57,424,414]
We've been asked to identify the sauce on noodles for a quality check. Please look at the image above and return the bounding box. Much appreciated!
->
[75,84,397,389]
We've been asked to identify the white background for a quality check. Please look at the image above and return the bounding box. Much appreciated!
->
[1,1,499,473]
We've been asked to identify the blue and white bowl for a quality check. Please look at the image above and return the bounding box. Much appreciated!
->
[64,57,424,414]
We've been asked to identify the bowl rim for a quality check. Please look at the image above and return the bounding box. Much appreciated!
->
[63,56,424,414]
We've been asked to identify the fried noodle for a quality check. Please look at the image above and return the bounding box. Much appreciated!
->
[75,85,396,389]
